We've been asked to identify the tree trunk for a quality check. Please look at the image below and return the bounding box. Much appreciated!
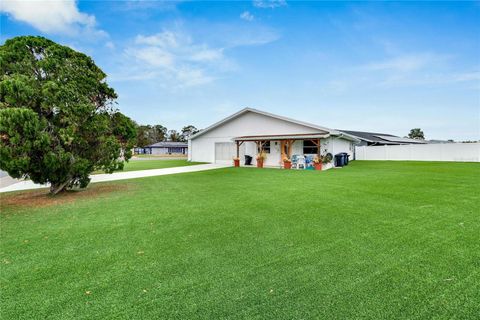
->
[50,180,70,195]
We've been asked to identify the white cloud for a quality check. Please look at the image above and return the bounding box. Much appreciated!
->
[112,24,280,88]
[136,31,179,48]
[115,0,180,11]
[134,31,224,63]
[326,53,479,90]
[105,41,115,50]
[175,68,214,87]
[220,26,280,47]
[126,46,175,68]
[0,0,105,37]
[116,30,226,88]
[253,0,287,9]
[453,71,480,82]
[189,46,224,62]
[361,54,440,73]
[240,11,254,21]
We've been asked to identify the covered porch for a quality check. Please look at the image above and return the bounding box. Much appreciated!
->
[233,133,330,169]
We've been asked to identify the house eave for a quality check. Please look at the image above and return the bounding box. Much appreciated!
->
[233,133,331,141]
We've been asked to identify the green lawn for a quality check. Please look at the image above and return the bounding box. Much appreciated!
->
[1,161,479,319]
[96,159,205,173]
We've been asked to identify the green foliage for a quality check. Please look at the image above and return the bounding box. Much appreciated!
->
[181,124,199,141]
[408,128,425,140]
[134,124,197,146]
[135,124,167,147]
[167,129,181,142]
[0,36,136,193]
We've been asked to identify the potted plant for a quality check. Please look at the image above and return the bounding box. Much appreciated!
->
[233,157,240,167]
[283,156,292,169]
[313,156,322,170]
[323,153,333,165]
[256,151,267,168]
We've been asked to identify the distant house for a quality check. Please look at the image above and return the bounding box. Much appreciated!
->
[136,141,188,155]
[339,130,427,146]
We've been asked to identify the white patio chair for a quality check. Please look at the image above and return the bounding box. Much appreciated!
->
[291,154,298,168]
[296,156,306,169]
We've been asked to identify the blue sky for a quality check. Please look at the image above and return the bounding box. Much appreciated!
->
[1,0,479,140]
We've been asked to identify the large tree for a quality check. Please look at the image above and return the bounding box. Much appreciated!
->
[408,128,425,140]
[167,129,181,142]
[0,36,136,194]
[152,124,167,142]
[135,124,167,147]
[136,125,153,147]
[180,125,199,141]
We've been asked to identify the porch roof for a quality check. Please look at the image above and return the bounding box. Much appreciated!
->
[233,133,330,141]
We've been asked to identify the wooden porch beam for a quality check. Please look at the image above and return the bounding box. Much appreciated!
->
[255,140,267,153]
[286,139,294,158]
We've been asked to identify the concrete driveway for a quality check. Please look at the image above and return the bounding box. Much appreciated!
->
[0,163,230,193]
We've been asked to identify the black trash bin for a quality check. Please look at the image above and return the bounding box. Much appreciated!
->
[334,153,345,167]
[244,155,253,166]
[341,152,350,165]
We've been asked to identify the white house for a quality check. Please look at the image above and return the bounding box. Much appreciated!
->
[188,108,359,168]
[139,142,188,155]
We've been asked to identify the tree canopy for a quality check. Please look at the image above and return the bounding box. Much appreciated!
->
[181,125,199,141]
[135,124,167,147]
[0,36,136,194]
[167,129,182,142]
[408,128,425,140]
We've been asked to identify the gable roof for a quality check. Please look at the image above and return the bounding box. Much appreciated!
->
[189,108,359,142]
[339,130,426,144]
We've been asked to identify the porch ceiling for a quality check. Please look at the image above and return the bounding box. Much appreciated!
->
[233,133,330,141]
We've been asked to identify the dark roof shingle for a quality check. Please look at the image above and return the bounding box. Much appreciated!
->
[147,141,188,148]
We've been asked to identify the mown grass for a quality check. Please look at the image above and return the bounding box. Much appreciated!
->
[95,159,205,173]
[1,161,479,319]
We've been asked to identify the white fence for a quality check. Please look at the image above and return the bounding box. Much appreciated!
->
[355,143,480,162]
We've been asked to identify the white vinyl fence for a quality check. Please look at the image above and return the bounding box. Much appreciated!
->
[355,143,480,162]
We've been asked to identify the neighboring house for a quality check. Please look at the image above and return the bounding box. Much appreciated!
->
[188,108,359,167]
[137,141,188,155]
[339,130,427,146]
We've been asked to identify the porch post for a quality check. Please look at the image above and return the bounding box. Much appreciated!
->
[236,140,240,158]
[317,138,321,157]
[287,140,293,158]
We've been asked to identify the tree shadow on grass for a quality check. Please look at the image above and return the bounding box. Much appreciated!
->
[1,184,134,212]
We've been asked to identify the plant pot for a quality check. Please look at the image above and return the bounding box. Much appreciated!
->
[284,162,292,169]
[314,163,322,170]
[233,159,240,167]
[256,159,264,168]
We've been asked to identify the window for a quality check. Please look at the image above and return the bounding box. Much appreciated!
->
[168,147,184,153]
[303,140,318,154]
[258,141,271,153]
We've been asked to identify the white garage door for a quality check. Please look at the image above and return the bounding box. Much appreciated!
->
[215,142,235,164]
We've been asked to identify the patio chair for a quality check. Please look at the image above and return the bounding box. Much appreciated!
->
[291,154,298,167]
[296,156,306,169]
[305,155,314,168]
